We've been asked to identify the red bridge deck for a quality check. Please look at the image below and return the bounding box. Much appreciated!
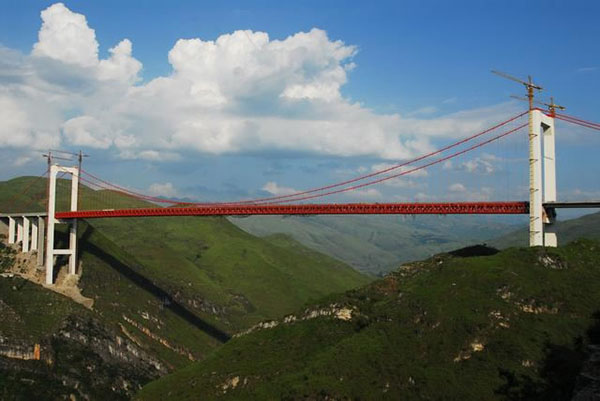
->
[55,201,529,219]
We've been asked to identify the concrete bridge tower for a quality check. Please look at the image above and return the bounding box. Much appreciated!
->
[44,163,79,285]
[529,108,557,247]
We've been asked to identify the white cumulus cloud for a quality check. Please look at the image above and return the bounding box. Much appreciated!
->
[62,116,112,149]
[460,157,496,174]
[261,181,297,196]
[98,39,142,83]
[449,183,466,192]
[148,182,178,198]
[32,2,98,67]
[0,2,522,169]
[348,188,382,200]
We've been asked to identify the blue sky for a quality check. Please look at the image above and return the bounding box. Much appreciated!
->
[0,0,599,207]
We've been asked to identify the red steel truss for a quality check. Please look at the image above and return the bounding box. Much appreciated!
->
[55,201,529,219]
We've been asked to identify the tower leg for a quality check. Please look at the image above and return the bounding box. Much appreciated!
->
[8,217,15,244]
[529,110,544,246]
[17,218,23,243]
[45,165,58,285]
[22,217,30,253]
[68,220,77,275]
[544,208,557,247]
[68,168,79,275]
[541,113,558,247]
[37,217,45,267]
[31,219,38,251]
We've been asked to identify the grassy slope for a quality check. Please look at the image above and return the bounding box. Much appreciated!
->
[76,221,228,366]
[0,269,171,401]
[88,216,369,328]
[490,210,600,249]
[138,239,600,400]
[0,175,150,214]
[1,176,369,367]
[0,176,48,214]
[231,214,521,275]
[0,238,144,400]
[0,276,90,342]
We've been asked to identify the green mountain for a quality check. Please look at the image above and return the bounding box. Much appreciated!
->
[0,273,166,400]
[0,176,369,399]
[86,215,369,333]
[137,239,600,400]
[489,210,600,249]
[231,214,521,275]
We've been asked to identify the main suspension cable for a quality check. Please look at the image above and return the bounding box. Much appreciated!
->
[80,110,529,207]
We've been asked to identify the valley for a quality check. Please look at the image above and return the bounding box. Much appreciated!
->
[1,176,599,400]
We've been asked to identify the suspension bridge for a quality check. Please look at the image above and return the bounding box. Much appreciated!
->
[1,102,599,285]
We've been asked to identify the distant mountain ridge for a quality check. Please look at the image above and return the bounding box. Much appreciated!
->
[489,210,600,249]
[231,214,523,275]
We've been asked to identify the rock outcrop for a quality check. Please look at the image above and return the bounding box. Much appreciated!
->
[0,314,167,400]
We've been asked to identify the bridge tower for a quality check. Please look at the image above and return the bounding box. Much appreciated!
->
[45,162,79,285]
[530,108,557,247]
[492,71,559,247]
